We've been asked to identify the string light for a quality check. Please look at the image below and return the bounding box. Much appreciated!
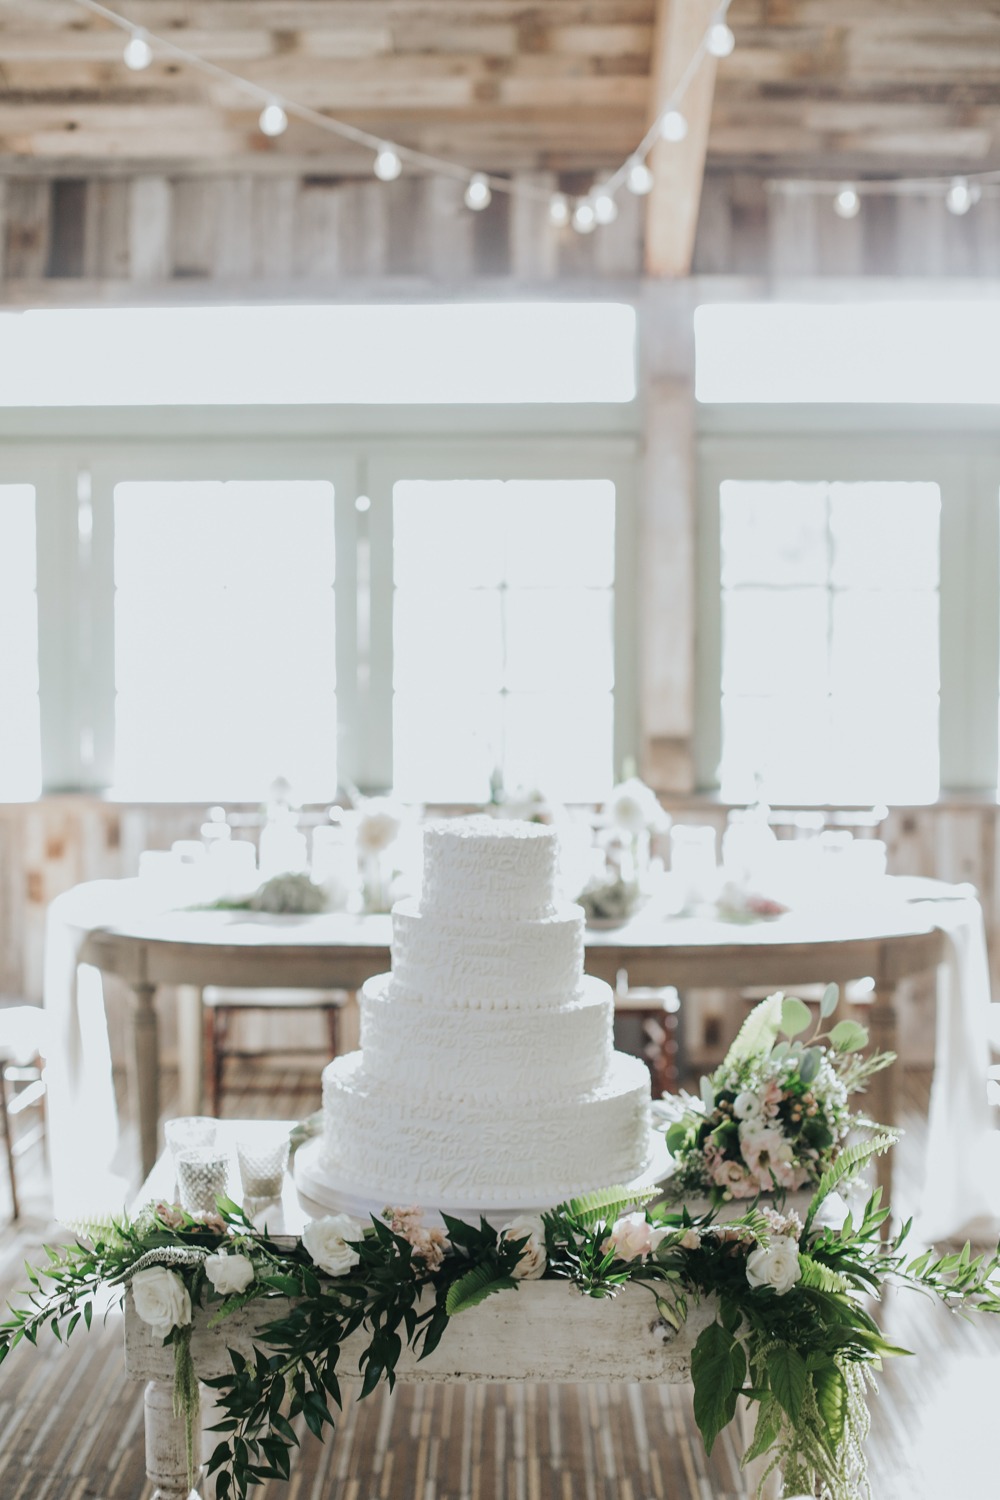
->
[572,201,597,234]
[592,188,619,225]
[833,184,861,219]
[626,159,655,196]
[464,174,492,211]
[659,109,688,143]
[122,28,152,69]
[945,176,980,215]
[707,20,736,58]
[548,193,570,227]
[373,144,402,181]
[258,101,288,137]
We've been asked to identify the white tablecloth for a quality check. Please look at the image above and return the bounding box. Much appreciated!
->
[42,879,999,1238]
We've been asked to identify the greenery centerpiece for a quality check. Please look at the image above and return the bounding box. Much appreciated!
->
[3,1134,999,1500]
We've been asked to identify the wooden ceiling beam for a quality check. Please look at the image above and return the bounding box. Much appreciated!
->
[644,0,720,278]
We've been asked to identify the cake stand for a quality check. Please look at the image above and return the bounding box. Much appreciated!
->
[293,1129,674,1228]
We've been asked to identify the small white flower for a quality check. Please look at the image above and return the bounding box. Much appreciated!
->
[500,1215,547,1280]
[606,778,663,835]
[746,1238,801,1296]
[302,1214,365,1277]
[131,1266,192,1338]
[204,1251,255,1297]
[734,1091,763,1122]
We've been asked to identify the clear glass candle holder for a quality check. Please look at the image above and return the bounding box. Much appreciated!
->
[176,1145,230,1214]
[236,1136,290,1200]
[164,1116,218,1162]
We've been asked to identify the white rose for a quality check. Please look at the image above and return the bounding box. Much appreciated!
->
[302,1214,365,1276]
[204,1251,255,1297]
[500,1215,547,1280]
[746,1237,802,1296]
[734,1091,762,1122]
[131,1266,192,1338]
[606,778,661,835]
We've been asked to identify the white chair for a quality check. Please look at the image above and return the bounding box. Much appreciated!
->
[0,1005,47,1220]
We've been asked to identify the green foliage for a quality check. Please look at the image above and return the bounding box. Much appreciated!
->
[691,1320,746,1453]
[780,995,812,1038]
[829,1019,869,1053]
[561,1185,657,1227]
[803,1131,899,1234]
[725,991,784,1066]
[445,1265,518,1316]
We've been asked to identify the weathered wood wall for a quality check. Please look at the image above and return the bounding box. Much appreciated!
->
[2,167,999,297]
[1,795,993,1072]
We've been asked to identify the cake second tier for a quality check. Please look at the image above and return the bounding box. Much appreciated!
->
[320,1047,653,1209]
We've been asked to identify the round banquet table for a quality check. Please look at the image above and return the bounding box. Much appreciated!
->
[73,889,950,1198]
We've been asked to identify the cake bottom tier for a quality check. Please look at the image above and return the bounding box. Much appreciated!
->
[319,1050,654,1210]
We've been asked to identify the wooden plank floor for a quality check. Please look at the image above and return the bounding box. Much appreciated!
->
[0,1066,997,1499]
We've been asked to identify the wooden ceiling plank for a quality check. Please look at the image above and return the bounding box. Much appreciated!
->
[644,0,720,277]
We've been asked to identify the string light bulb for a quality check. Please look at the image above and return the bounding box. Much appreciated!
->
[592,188,619,225]
[660,109,688,143]
[707,19,736,57]
[833,184,861,219]
[572,200,597,234]
[626,158,654,196]
[258,101,288,137]
[548,193,570,227]
[122,29,153,70]
[464,174,492,210]
[373,144,402,181]
[945,176,980,215]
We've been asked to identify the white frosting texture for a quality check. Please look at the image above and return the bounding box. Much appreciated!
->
[316,815,653,1209]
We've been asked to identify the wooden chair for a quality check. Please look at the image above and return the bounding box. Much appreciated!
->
[614,979,682,1098]
[0,1005,47,1221]
[202,988,347,1116]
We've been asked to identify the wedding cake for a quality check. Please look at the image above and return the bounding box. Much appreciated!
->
[299,816,655,1215]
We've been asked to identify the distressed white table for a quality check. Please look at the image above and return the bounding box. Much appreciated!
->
[125,1131,779,1499]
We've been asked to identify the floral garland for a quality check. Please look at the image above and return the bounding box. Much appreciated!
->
[4,1139,1000,1500]
[662,990,894,1203]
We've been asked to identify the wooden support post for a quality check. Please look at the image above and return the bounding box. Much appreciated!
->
[129,982,160,1180]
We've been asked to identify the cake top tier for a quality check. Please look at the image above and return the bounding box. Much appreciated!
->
[420,816,559,920]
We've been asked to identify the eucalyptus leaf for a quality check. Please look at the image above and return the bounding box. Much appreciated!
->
[829,1019,869,1054]
[781,995,812,1038]
[799,1047,822,1085]
[819,982,840,1019]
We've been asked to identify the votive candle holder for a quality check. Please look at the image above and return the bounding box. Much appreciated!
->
[176,1145,230,1214]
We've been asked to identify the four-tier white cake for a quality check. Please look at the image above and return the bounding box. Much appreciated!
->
[296,816,656,1217]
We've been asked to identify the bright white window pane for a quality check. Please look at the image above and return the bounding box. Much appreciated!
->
[504,693,614,802]
[114,480,337,801]
[0,303,636,405]
[697,302,1000,404]
[722,589,829,696]
[831,592,939,698]
[393,693,501,804]
[393,482,505,588]
[720,482,828,588]
[829,696,940,803]
[392,477,617,800]
[0,486,41,799]
[830,483,941,589]
[393,590,503,691]
[505,590,614,693]
[720,696,832,805]
[504,480,616,587]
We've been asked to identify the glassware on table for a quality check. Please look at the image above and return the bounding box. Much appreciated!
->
[176,1145,230,1214]
[164,1115,217,1161]
[236,1134,290,1200]
[669,824,719,910]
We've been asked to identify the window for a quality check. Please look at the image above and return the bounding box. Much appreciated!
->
[0,485,41,799]
[714,478,941,804]
[391,478,617,802]
[113,479,338,800]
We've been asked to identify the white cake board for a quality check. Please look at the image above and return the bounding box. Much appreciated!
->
[293,1131,673,1229]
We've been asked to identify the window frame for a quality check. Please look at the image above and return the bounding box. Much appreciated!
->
[696,412,1000,798]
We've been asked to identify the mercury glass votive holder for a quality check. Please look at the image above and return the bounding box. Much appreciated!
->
[236,1136,290,1200]
[164,1116,218,1162]
[176,1145,230,1214]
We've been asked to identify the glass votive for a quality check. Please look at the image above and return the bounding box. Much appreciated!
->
[176,1145,230,1214]
[164,1116,218,1161]
[670,824,719,906]
[236,1136,290,1199]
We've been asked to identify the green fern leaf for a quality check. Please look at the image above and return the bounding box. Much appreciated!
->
[804,1132,898,1234]
[444,1266,518,1316]
[560,1185,658,1227]
[797,1254,853,1295]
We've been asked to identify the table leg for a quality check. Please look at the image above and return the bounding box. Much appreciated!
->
[863,979,899,1211]
[129,982,160,1181]
[176,986,205,1117]
[144,1378,202,1499]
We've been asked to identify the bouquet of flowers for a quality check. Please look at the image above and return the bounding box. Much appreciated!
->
[662,987,893,1203]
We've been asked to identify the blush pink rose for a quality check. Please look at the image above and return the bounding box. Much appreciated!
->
[601,1212,669,1262]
